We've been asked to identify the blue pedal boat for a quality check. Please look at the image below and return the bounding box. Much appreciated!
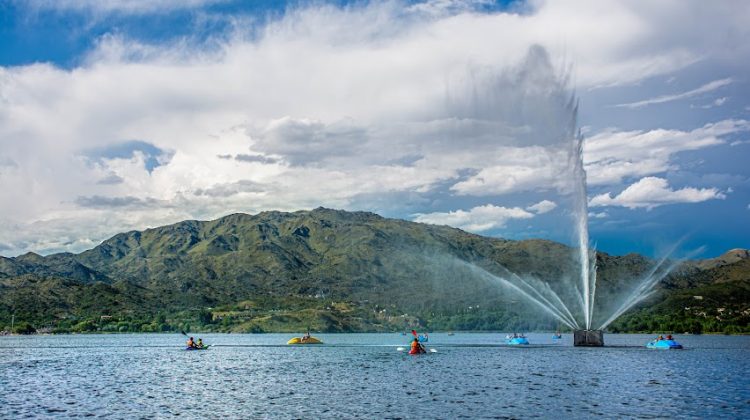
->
[646,339,683,349]
[507,337,530,345]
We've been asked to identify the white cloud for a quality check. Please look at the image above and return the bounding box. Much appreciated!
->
[693,96,729,109]
[413,204,534,232]
[526,199,557,214]
[589,177,726,210]
[710,97,727,107]
[614,78,732,109]
[588,211,608,219]
[450,146,568,195]
[2,1,750,254]
[584,119,750,186]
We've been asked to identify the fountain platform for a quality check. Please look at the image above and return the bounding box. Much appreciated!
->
[574,330,604,347]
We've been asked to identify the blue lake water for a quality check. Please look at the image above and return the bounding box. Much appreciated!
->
[1,333,748,418]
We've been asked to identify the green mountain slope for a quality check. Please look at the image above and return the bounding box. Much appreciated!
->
[0,208,747,334]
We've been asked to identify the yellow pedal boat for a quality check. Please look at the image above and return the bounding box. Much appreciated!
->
[287,336,323,345]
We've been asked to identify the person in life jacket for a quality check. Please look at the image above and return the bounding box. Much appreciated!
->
[196,338,204,348]
[187,337,195,348]
[410,337,426,354]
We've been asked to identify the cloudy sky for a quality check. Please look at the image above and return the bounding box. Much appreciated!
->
[1,0,748,258]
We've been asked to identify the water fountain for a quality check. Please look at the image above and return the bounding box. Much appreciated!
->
[439,46,680,346]
[461,99,679,346]
[488,105,680,346]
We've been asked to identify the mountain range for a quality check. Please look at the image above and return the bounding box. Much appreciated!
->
[1,208,748,334]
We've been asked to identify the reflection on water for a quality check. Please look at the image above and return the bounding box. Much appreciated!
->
[1,333,748,418]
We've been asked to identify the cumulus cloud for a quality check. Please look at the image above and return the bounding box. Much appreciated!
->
[526,199,557,214]
[589,177,726,210]
[249,117,369,166]
[450,146,568,195]
[614,78,732,109]
[584,119,750,186]
[588,211,608,219]
[413,204,534,232]
[2,1,750,254]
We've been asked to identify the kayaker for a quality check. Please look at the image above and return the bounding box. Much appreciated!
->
[657,335,664,341]
[410,337,426,354]
[301,331,311,342]
[666,334,673,340]
[187,337,195,348]
[196,338,204,348]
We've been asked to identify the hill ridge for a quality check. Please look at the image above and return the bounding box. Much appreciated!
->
[1,208,748,334]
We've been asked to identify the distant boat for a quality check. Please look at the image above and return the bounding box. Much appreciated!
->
[646,338,682,349]
[287,336,323,345]
[185,345,210,351]
[506,334,529,345]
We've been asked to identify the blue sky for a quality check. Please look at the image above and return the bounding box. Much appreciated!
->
[0,0,748,258]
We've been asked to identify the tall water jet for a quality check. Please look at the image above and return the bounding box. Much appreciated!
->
[570,122,601,344]
[571,130,596,331]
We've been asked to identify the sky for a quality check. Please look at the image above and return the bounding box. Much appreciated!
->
[0,0,749,259]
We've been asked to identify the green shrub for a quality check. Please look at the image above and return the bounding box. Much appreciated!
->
[13,322,36,335]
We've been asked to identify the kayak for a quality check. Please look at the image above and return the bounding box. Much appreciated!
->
[507,337,530,345]
[287,337,323,345]
[185,345,210,351]
[408,346,430,355]
[552,335,562,340]
[646,339,683,350]
[400,346,436,354]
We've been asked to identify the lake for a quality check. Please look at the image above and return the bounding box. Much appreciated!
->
[1,333,748,418]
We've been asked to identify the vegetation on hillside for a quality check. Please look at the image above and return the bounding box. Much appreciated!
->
[1,209,747,334]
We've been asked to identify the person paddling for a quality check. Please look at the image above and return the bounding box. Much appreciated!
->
[196,338,204,349]
[187,336,196,348]
[410,337,426,354]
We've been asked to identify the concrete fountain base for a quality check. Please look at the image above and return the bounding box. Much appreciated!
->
[574,330,604,347]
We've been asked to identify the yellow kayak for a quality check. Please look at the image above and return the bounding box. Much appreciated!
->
[287,336,323,345]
